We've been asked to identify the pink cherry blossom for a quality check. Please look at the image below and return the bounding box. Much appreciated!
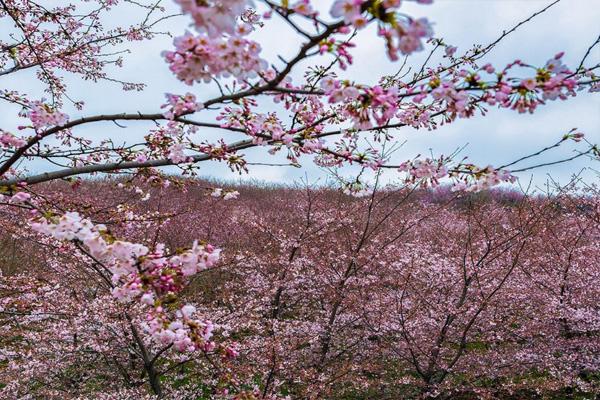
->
[174,0,250,37]
[161,92,203,119]
[163,31,267,84]
[24,101,69,130]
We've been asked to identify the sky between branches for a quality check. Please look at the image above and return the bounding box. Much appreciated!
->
[2,0,599,190]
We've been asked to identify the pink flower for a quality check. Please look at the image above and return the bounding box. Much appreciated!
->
[223,190,240,200]
[164,32,267,85]
[292,0,316,16]
[25,102,69,130]
[167,143,188,164]
[181,304,196,318]
[161,92,203,119]
[331,0,364,24]
[352,15,369,29]
[385,17,433,58]
[9,192,31,204]
[521,78,537,91]
[571,132,585,142]
[174,0,249,37]
[0,130,26,148]
[539,52,568,75]
[141,293,155,305]
[483,63,495,74]
[445,46,457,57]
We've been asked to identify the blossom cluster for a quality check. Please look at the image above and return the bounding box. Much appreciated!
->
[322,79,399,129]
[22,101,69,130]
[218,105,324,159]
[318,37,356,70]
[142,121,198,164]
[396,157,516,190]
[422,53,581,116]
[330,0,368,26]
[174,0,249,37]
[330,0,434,59]
[0,129,26,149]
[161,92,203,119]
[0,191,31,204]
[218,106,286,145]
[163,31,267,84]
[197,140,249,173]
[144,305,216,352]
[211,187,240,200]
[430,81,470,114]
[487,54,579,113]
[451,165,517,192]
[314,53,589,138]
[396,106,433,128]
[342,181,374,197]
[380,17,434,60]
[398,157,448,187]
[164,143,192,164]
[30,211,221,352]
[291,0,317,17]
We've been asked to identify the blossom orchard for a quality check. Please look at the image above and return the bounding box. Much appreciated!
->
[201,186,600,398]
[4,183,598,398]
[1,0,599,398]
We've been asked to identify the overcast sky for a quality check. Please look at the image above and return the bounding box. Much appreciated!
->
[2,0,599,190]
